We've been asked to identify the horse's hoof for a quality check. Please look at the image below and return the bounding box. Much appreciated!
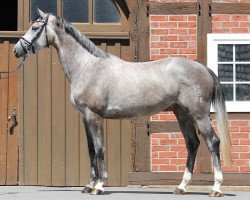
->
[173,188,186,195]
[81,186,93,193]
[90,188,104,195]
[209,190,222,197]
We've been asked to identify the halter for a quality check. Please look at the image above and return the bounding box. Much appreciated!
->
[20,14,50,54]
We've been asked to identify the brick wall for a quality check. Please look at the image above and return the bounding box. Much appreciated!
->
[150,0,250,173]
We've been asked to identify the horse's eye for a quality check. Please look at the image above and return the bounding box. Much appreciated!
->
[32,26,39,31]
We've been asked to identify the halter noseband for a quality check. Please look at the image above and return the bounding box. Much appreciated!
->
[20,14,50,54]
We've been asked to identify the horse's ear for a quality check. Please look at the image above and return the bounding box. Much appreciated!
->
[37,8,46,18]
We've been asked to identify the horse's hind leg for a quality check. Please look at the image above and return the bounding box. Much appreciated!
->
[81,108,107,195]
[194,116,223,197]
[172,105,200,195]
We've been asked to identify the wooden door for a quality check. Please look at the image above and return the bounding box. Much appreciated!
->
[18,38,132,186]
[0,41,19,185]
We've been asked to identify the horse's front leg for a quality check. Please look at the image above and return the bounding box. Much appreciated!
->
[81,108,107,195]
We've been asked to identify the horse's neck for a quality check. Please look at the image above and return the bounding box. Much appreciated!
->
[55,32,98,83]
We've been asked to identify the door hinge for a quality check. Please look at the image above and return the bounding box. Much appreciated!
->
[8,108,18,135]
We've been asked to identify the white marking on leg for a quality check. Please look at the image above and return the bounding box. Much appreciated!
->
[177,167,192,192]
[212,167,223,193]
[86,180,96,189]
[94,180,105,192]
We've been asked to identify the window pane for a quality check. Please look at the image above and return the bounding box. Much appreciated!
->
[218,44,233,62]
[236,64,250,82]
[236,84,250,101]
[218,64,233,82]
[94,0,120,23]
[235,44,250,62]
[221,84,234,101]
[30,0,57,21]
[63,0,88,23]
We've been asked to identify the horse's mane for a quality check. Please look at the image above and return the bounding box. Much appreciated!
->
[55,16,109,58]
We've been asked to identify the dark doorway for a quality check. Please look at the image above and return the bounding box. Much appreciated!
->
[0,0,17,31]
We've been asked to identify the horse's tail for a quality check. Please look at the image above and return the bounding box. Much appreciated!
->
[207,68,232,166]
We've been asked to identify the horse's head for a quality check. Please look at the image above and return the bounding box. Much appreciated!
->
[14,9,56,58]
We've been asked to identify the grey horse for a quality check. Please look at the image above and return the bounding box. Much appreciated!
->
[13,9,232,197]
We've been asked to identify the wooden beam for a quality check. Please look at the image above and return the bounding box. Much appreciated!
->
[196,0,213,174]
[213,3,250,14]
[149,2,197,15]
[129,172,250,186]
[150,121,180,133]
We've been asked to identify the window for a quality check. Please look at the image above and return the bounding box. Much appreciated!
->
[30,0,57,21]
[207,34,250,112]
[0,0,17,31]
[27,0,128,33]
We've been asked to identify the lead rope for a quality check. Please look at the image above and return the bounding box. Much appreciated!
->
[0,54,28,80]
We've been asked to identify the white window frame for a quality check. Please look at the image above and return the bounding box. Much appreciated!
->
[207,34,250,112]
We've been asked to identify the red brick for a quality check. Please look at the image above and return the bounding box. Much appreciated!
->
[178,139,186,145]
[178,22,196,28]
[151,139,159,145]
[161,35,178,41]
[151,22,159,28]
[222,166,239,172]
[159,151,177,158]
[233,159,249,166]
[179,48,196,54]
[240,166,250,172]
[151,55,168,60]
[152,158,170,165]
[231,153,240,159]
[232,15,249,21]
[159,165,177,171]
[169,16,187,21]
[160,49,178,54]
[212,22,221,28]
[212,28,229,33]
[152,151,158,157]
[151,49,160,55]
[178,152,188,158]
[171,159,186,165]
[159,22,177,28]
[213,15,230,21]
[169,29,187,34]
[231,139,240,145]
[187,42,197,48]
[178,35,197,41]
[240,140,250,145]
[151,42,169,48]
[159,114,177,120]
[151,15,167,21]
[231,28,249,33]
[171,146,187,151]
[230,121,249,126]
[170,133,183,139]
[240,126,250,132]
[240,153,250,159]
[188,29,196,34]
[231,133,249,139]
[152,146,170,151]
[240,22,250,27]
[229,126,240,132]
[232,145,249,152]
[150,35,160,41]
[188,15,196,21]
[151,133,170,139]
[170,42,187,48]
[222,22,239,27]
[178,165,186,171]
[187,54,197,60]
[169,55,187,59]
[151,29,168,35]
[160,139,177,145]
